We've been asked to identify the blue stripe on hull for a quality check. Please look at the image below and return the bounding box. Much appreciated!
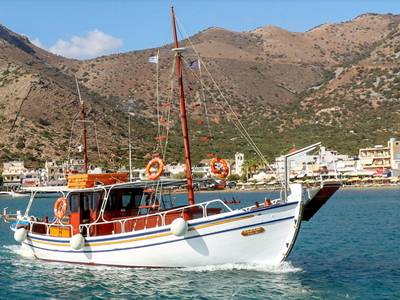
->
[24,214,295,255]
[25,201,298,245]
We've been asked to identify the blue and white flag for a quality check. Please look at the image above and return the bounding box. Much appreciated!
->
[148,55,158,64]
[189,60,199,69]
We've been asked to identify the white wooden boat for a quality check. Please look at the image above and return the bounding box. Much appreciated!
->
[7,178,303,267]
[2,7,340,268]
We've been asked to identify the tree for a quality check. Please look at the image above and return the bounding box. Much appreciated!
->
[227,174,240,181]
[172,172,187,179]
[242,160,250,179]
[239,174,247,182]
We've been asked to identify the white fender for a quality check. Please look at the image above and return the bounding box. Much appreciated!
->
[170,218,188,237]
[70,233,85,250]
[14,228,27,243]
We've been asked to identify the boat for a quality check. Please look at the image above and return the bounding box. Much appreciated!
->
[1,7,340,268]
[0,190,30,198]
[10,190,31,198]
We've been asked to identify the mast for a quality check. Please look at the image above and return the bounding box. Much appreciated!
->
[128,111,133,182]
[75,75,88,174]
[171,6,195,205]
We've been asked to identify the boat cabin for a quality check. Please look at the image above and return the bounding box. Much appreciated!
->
[17,176,227,239]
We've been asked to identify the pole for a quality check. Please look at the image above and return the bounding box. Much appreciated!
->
[171,6,195,205]
[128,112,133,182]
[75,76,88,174]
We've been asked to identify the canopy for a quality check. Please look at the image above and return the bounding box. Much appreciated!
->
[361,177,372,182]
[349,177,360,182]
[361,158,374,165]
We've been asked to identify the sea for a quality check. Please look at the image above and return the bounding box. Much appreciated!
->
[0,188,399,300]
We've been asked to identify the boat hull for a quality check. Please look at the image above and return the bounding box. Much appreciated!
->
[17,200,302,268]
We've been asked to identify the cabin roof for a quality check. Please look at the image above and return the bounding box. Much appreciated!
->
[21,178,217,193]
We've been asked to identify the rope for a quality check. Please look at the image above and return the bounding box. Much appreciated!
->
[67,110,82,171]
[94,122,101,162]
[174,14,272,171]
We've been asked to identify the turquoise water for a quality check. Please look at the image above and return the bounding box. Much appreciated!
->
[0,188,399,299]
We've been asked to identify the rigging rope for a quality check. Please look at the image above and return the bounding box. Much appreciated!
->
[67,110,82,171]
[174,15,271,170]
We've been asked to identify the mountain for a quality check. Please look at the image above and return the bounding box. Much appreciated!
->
[1,13,400,169]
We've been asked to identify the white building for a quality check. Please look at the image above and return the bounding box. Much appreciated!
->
[274,146,352,178]
[235,153,244,176]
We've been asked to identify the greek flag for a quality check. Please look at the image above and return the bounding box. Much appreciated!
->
[189,60,199,69]
[148,55,158,64]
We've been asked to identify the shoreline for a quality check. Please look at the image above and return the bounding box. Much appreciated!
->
[174,183,400,194]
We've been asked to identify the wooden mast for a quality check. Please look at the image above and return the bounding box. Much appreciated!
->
[81,102,88,174]
[171,6,195,205]
[75,75,88,174]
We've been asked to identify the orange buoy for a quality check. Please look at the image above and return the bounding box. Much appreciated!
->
[145,157,164,180]
[210,157,229,178]
[54,197,67,219]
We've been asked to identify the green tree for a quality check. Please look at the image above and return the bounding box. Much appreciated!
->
[227,174,240,181]
[239,174,247,182]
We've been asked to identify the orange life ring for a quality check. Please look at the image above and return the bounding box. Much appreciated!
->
[211,157,229,178]
[54,197,67,219]
[145,157,164,180]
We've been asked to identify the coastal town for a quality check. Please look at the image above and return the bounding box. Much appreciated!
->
[2,137,400,190]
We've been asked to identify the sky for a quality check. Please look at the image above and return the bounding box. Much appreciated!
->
[1,0,400,60]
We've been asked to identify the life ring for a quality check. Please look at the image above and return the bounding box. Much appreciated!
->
[54,197,67,220]
[145,157,164,180]
[211,157,229,178]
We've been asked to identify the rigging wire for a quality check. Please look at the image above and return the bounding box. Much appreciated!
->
[94,122,101,162]
[174,15,271,168]
[181,57,218,158]
[67,110,82,171]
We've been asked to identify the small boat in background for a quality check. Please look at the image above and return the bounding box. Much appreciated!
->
[10,190,30,198]
[0,191,13,197]
[0,190,30,198]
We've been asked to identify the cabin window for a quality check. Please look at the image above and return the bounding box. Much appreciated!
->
[83,193,90,211]
[105,191,118,210]
[70,194,79,213]
[104,189,143,210]
[90,192,100,211]
[82,193,91,220]
[121,190,142,208]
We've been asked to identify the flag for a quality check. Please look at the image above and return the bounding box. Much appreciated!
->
[148,55,158,64]
[189,60,199,69]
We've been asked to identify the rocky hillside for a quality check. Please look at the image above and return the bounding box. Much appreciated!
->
[1,13,400,169]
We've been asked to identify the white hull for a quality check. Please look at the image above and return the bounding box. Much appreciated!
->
[18,200,302,268]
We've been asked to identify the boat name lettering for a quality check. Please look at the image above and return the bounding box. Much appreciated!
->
[241,227,265,236]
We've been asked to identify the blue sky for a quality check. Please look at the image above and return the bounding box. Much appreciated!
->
[1,0,400,60]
